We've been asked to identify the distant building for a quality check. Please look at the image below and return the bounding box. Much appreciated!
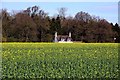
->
[54,32,73,43]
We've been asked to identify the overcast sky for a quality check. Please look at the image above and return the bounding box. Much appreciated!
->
[2,2,118,24]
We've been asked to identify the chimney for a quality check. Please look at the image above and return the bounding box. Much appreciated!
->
[55,32,57,37]
[69,32,71,37]
[54,32,58,42]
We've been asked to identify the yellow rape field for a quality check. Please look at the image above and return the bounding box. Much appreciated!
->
[2,43,119,79]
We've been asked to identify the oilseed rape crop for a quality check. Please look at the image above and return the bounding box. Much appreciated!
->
[2,43,119,79]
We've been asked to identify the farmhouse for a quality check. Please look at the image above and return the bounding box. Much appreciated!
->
[54,32,73,43]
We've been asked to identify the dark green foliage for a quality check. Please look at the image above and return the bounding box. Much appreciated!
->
[111,23,120,43]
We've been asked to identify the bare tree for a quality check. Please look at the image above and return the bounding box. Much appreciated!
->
[75,11,92,23]
[14,12,37,42]
[57,7,67,18]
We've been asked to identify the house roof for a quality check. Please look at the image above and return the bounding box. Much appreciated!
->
[57,35,71,38]
[57,35,68,37]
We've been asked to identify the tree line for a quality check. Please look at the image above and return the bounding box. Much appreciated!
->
[1,6,120,42]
